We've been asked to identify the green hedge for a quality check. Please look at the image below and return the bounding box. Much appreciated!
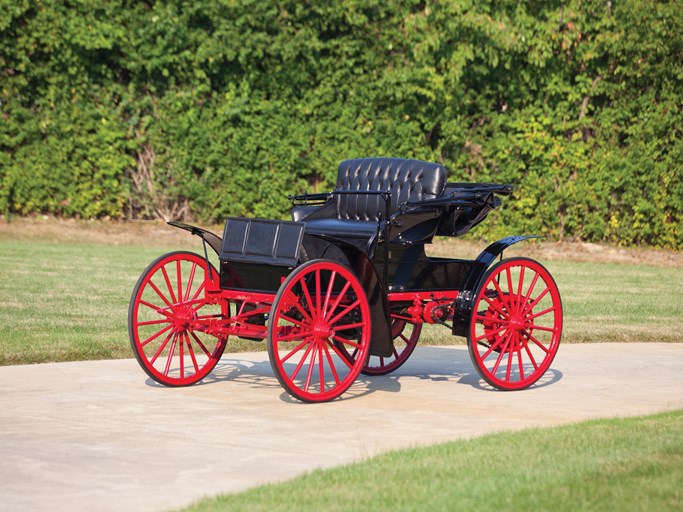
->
[1,0,681,248]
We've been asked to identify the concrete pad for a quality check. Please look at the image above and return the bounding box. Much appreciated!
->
[1,343,682,511]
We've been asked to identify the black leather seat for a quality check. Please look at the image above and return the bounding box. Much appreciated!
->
[294,158,448,250]
[335,157,447,220]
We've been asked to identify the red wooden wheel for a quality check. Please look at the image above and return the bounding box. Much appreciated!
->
[361,312,421,376]
[129,251,228,386]
[267,260,371,402]
[468,257,562,390]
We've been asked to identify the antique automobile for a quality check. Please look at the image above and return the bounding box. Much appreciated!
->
[129,158,562,402]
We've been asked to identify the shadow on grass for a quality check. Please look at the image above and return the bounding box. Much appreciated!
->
[143,346,563,400]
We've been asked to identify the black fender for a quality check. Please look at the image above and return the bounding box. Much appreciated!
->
[167,221,223,255]
[305,234,394,358]
[452,235,542,337]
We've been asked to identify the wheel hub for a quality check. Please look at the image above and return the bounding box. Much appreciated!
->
[509,315,526,332]
[313,321,333,340]
[505,295,532,333]
[172,305,195,332]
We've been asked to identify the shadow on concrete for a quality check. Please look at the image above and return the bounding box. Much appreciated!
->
[142,346,563,398]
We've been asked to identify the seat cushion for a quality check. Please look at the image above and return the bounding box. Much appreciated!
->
[335,158,447,221]
[303,218,379,239]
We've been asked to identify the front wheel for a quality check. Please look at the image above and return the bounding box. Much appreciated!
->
[467,257,562,390]
[267,259,371,402]
[129,251,228,386]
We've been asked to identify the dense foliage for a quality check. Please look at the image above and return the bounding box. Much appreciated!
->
[1,0,681,248]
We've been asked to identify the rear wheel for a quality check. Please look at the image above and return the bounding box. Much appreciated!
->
[361,312,421,376]
[267,259,371,402]
[467,257,562,390]
[129,251,227,386]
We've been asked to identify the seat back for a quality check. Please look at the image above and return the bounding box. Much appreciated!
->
[335,158,447,221]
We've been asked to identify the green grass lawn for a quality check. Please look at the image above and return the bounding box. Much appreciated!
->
[1,237,682,365]
[181,409,683,512]
[0,236,267,365]
[549,260,683,343]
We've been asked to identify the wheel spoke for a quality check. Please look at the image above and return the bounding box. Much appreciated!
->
[315,269,322,320]
[491,333,512,375]
[333,321,365,330]
[516,337,525,381]
[529,324,557,333]
[275,330,313,342]
[289,341,315,382]
[164,334,178,377]
[481,294,510,319]
[141,324,173,348]
[328,299,361,326]
[138,318,170,327]
[526,331,551,353]
[491,278,513,313]
[322,270,337,318]
[517,266,526,313]
[176,260,183,306]
[528,306,556,321]
[287,290,315,325]
[322,343,341,385]
[280,339,311,364]
[332,334,362,351]
[522,271,541,307]
[318,344,325,393]
[190,280,206,302]
[327,340,355,370]
[505,267,514,309]
[139,299,171,316]
[278,313,308,329]
[474,323,507,343]
[179,332,185,379]
[303,346,317,393]
[527,286,550,311]
[324,280,352,320]
[190,330,212,358]
[161,266,178,304]
[298,276,318,321]
[150,331,174,363]
[148,280,173,308]
[481,333,506,359]
[505,335,515,382]
[522,335,540,370]
[185,332,200,374]
[184,262,198,302]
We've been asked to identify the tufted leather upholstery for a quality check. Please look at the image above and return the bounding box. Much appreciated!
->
[335,158,447,221]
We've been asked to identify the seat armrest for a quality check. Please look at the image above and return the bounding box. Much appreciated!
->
[444,182,513,196]
[289,192,333,206]
[290,200,337,222]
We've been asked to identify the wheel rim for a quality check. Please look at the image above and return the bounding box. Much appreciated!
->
[129,252,227,386]
[268,260,371,402]
[468,258,562,390]
[361,312,421,375]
